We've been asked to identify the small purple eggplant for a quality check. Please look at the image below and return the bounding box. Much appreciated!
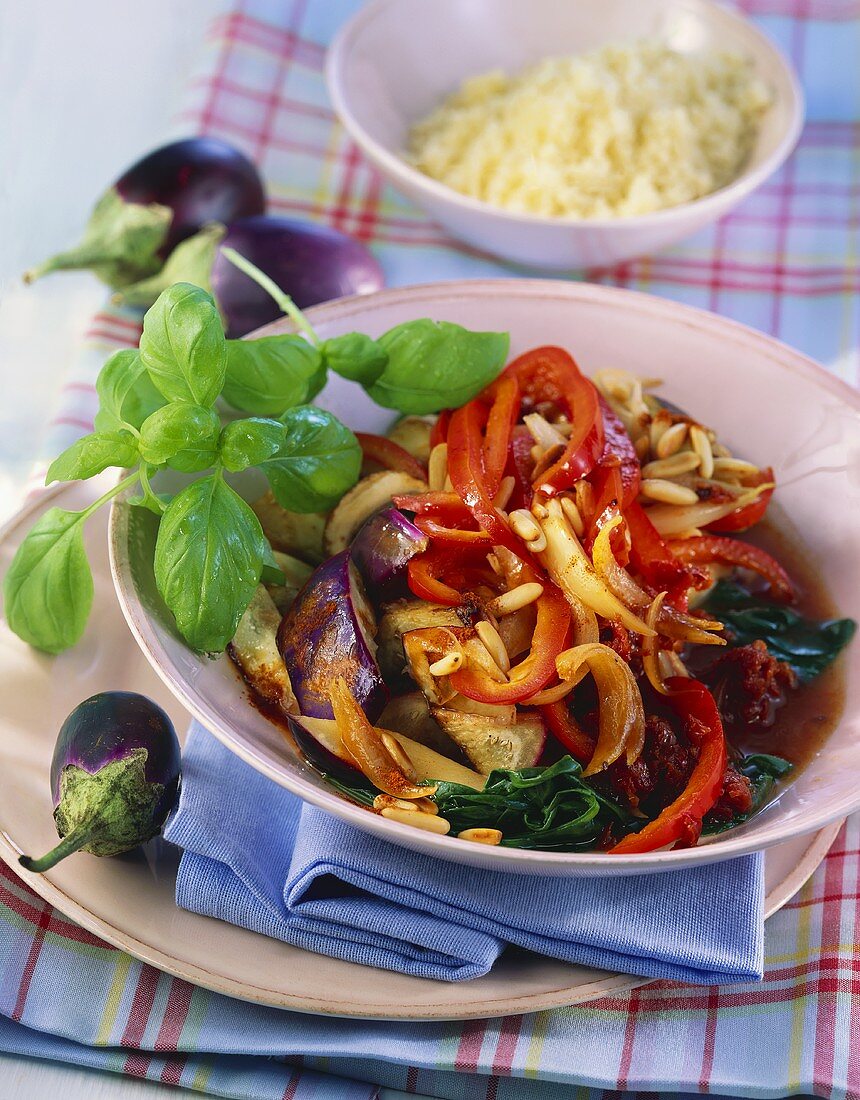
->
[277,549,388,722]
[24,138,265,289]
[20,692,181,873]
[116,214,384,334]
[213,216,385,337]
[350,507,428,601]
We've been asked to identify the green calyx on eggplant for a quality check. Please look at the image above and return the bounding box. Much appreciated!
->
[277,549,388,722]
[20,692,181,874]
[350,506,428,600]
[24,138,265,290]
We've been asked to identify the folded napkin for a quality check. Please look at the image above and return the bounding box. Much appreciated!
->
[164,723,765,985]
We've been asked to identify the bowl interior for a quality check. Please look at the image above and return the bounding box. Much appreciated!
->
[110,280,860,875]
[332,0,799,203]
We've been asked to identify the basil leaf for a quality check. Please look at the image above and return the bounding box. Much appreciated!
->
[3,508,93,654]
[154,474,269,653]
[140,283,226,406]
[46,431,138,484]
[219,418,284,473]
[138,402,221,472]
[222,336,325,416]
[367,320,509,414]
[703,581,857,682]
[93,349,166,433]
[434,757,638,851]
[321,333,387,385]
[261,406,361,514]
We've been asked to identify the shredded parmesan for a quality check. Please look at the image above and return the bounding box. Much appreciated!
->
[408,41,771,218]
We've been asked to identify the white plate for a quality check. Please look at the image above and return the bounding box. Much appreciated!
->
[110,279,860,876]
[0,482,841,1019]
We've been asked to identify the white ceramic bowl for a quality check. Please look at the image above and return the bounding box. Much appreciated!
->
[326,0,803,270]
[110,279,860,876]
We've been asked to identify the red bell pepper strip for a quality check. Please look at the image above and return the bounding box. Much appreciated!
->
[586,464,629,563]
[447,399,525,557]
[407,543,492,606]
[597,395,640,506]
[407,549,466,605]
[482,376,521,496]
[429,409,452,450]
[413,516,491,545]
[355,433,428,482]
[609,678,727,854]
[668,535,795,602]
[626,500,693,609]
[393,491,471,523]
[541,701,595,765]
[449,582,571,704]
[500,346,604,493]
[506,425,536,510]
[706,467,775,533]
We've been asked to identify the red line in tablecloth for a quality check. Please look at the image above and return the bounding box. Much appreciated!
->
[154,975,194,1051]
[10,899,52,1021]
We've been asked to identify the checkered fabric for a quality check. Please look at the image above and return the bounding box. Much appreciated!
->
[3,2,858,1097]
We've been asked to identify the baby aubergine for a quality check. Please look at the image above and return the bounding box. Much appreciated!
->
[20,692,181,873]
[24,137,265,289]
[277,549,388,722]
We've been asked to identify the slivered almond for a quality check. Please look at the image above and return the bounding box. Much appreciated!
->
[380,807,451,834]
[458,828,503,845]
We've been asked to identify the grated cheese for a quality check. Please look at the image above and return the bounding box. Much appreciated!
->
[407,41,771,219]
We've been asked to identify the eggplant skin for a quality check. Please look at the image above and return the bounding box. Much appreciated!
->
[277,550,388,722]
[50,692,181,822]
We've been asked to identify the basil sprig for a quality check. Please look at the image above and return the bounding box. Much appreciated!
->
[5,255,508,657]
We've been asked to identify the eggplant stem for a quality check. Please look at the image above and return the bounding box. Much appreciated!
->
[220,246,321,346]
[19,820,99,874]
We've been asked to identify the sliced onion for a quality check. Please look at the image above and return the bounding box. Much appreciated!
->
[555,643,646,775]
[330,677,433,799]
[448,693,517,724]
[537,500,655,637]
[645,484,772,537]
[592,516,724,646]
[642,592,670,695]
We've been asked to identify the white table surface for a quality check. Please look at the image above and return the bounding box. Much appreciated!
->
[0,2,428,1097]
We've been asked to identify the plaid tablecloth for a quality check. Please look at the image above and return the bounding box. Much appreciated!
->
[4,1,859,1097]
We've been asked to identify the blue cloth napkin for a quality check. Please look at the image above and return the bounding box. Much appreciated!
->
[164,723,765,984]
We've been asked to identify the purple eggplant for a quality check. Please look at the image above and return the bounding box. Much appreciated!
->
[350,507,428,601]
[212,216,385,337]
[287,713,358,779]
[20,692,181,873]
[24,138,265,289]
[277,549,388,722]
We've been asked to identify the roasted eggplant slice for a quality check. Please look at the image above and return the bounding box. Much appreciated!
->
[378,692,467,760]
[386,416,434,462]
[351,507,428,601]
[251,491,326,563]
[377,599,466,680]
[323,470,427,556]
[277,549,388,722]
[429,707,546,774]
[229,586,298,717]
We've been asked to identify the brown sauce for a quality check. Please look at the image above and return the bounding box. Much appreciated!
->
[720,508,848,774]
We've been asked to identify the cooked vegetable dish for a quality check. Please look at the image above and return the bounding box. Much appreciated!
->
[232,345,856,853]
